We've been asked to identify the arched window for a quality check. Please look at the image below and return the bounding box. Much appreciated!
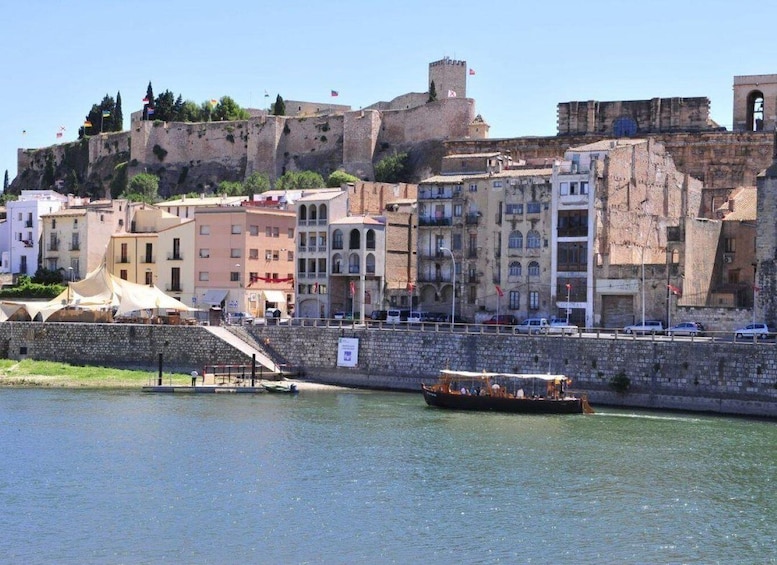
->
[527,230,541,249]
[332,229,343,250]
[747,90,765,131]
[318,204,328,222]
[309,205,317,222]
[349,229,361,250]
[613,115,638,137]
[348,253,360,274]
[509,262,521,277]
[366,253,376,274]
[366,229,376,250]
[299,204,308,222]
[332,253,343,274]
[528,261,540,277]
[508,230,523,249]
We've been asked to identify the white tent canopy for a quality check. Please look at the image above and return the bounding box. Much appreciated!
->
[0,264,194,322]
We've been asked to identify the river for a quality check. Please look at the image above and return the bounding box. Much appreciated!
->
[0,387,775,564]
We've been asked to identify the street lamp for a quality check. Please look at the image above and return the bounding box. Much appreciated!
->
[565,283,572,324]
[439,246,455,324]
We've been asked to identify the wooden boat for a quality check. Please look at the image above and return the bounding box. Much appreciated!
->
[422,370,594,414]
[262,381,299,394]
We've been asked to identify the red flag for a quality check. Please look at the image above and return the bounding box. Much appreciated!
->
[349,281,355,296]
[753,284,762,292]
[469,68,476,75]
[495,285,503,298]
[667,284,682,296]
[331,90,339,97]
[312,282,318,294]
[407,282,415,292]
[142,97,149,105]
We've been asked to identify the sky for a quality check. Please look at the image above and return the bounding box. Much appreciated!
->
[3,0,777,185]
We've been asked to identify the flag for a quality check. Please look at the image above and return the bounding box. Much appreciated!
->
[469,68,476,75]
[447,90,457,98]
[349,280,356,296]
[753,284,761,292]
[84,120,92,127]
[667,284,682,296]
[22,130,26,135]
[102,110,111,118]
[264,90,269,98]
[56,132,63,138]
[407,282,415,292]
[495,285,503,298]
[565,283,572,290]
[142,97,149,105]
[312,282,318,294]
[210,99,218,107]
[331,90,339,97]
[146,107,154,116]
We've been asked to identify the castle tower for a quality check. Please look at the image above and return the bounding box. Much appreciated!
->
[733,75,777,132]
[429,57,467,99]
[755,130,777,324]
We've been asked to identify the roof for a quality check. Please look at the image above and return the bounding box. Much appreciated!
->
[719,187,757,222]
[329,215,384,226]
[442,152,502,160]
[158,195,247,207]
[420,168,553,185]
[295,189,344,203]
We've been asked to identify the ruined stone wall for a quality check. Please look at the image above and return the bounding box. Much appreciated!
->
[346,182,418,216]
[445,131,775,190]
[378,98,474,146]
[343,110,381,179]
[557,97,714,136]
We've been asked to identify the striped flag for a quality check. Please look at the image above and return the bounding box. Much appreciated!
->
[469,68,476,75]
[102,110,111,118]
[331,90,339,97]
[495,284,503,298]
[210,99,218,107]
[142,97,149,105]
[146,107,154,116]
[84,120,92,127]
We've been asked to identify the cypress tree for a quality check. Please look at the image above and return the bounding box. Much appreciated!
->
[3,170,8,191]
[144,82,155,120]
[273,94,286,116]
[428,80,437,102]
[113,91,123,132]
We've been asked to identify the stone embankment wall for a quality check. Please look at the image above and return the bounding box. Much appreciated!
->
[3,322,777,417]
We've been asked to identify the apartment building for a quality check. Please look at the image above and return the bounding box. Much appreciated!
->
[417,153,554,322]
[194,207,296,319]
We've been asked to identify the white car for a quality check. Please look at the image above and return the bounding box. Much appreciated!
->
[516,318,550,334]
[734,323,775,340]
[548,318,578,335]
[623,320,664,335]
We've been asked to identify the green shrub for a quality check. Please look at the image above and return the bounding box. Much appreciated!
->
[609,372,631,394]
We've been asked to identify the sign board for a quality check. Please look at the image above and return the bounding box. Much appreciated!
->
[337,337,359,368]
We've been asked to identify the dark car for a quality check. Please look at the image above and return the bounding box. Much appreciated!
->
[422,312,448,323]
[483,314,518,326]
[370,310,388,321]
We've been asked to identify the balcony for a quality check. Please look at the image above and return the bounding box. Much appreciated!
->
[118,257,130,264]
[465,213,480,225]
[348,265,360,274]
[167,253,183,261]
[418,188,456,200]
[140,256,156,264]
[25,220,33,228]
[70,244,80,251]
[165,284,183,292]
[418,273,451,283]
[418,216,452,227]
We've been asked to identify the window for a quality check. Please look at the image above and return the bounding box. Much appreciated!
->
[527,202,541,214]
[199,272,209,281]
[508,231,523,249]
[199,249,210,258]
[332,230,343,249]
[558,242,588,271]
[231,224,242,234]
[230,272,240,282]
[120,269,127,280]
[273,227,280,238]
[454,204,462,217]
[529,291,539,310]
[528,261,540,276]
[287,250,294,261]
[288,228,294,238]
[230,248,241,258]
[469,183,477,192]
[509,262,521,277]
[452,233,462,251]
[265,250,272,260]
[558,210,588,237]
[249,249,259,260]
[468,286,477,304]
[199,225,210,235]
[509,291,520,310]
[266,226,272,237]
[526,230,541,249]
[560,182,569,196]
[249,225,259,236]
[52,219,56,229]
[506,203,523,215]
[492,181,502,188]
[725,238,736,253]
[272,251,279,261]
[580,181,589,194]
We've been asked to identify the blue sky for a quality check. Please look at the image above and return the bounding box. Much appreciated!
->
[3,0,776,185]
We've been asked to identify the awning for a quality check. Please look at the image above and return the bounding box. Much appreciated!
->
[203,289,229,306]
[263,290,286,304]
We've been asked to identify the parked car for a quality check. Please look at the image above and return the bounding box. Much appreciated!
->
[667,321,705,337]
[386,309,410,324]
[370,310,388,321]
[408,311,424,324]
[516,317,550,334]
[228,311,255,325]
[548,317,578,335]
[483,314,518,326]
[446,314,469,324]
[734,323,776,340]
[623,320,664,335]
[422,312,448,323]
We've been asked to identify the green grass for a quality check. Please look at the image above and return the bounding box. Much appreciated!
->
[0,359,190,388]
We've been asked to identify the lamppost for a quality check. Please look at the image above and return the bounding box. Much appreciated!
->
[565,283,572,324]
[439,246,455,324]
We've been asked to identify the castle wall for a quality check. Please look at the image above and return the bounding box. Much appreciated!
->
[343,110,381,179]
[378,98,475,146]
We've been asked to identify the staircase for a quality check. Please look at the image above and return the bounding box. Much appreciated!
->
[204,325,280,374]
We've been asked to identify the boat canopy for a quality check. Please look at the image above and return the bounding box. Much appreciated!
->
[440,370,568,382]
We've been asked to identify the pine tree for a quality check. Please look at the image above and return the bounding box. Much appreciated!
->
[113,91,123,132]
[3,170,9,192]
[273,94,286,116]
[144,82,155,120]
[428,80,437,102]
[173,95,184,121]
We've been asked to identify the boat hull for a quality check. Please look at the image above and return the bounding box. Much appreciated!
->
[422,386,584,414]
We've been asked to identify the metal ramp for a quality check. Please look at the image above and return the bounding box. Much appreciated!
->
[204,325,280,374]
